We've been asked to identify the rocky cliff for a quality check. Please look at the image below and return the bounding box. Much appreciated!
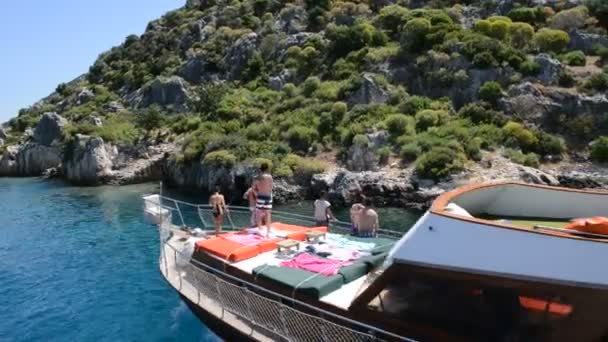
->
[1,0,608,207]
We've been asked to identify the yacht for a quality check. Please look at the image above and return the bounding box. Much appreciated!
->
[147,181,608,341]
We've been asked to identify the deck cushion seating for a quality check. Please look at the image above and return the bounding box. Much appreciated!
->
[196,237,259,262]
[271,222,328,241]
[337,253,388,283]
[252,265,343,299]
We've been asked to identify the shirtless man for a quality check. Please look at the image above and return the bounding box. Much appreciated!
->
[209,184,227,234]
[358,198,379,237]
[350,194,365,235]
[253,163,273,235]
[243,187,257,227]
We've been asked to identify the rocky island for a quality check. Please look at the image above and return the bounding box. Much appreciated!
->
[1,0,608,209]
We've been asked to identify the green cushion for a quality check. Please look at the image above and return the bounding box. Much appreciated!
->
[252,265,344,299]
[337,253,388,283]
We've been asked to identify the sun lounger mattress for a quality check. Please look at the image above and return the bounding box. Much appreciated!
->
[252,265,343,299]
[195,237,259,262]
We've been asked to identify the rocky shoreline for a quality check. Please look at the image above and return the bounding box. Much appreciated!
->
[2,114,608,209]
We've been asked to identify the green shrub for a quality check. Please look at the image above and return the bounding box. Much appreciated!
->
[558,70,576,87]
[473,51,498,68]
[400,142,421,162]
[400,95,431,115]
[415,146,466,180]
[536,131,566,156]
[458,102,504,124]
[375,5,411,39]
[478,81,504,105]
[534,28,570,53]
[385,114,415,137]
[561,50,586,66]
[415,109,447,131]
[274,163,294,178]
[377,146,391,165]
[590,136,608,162]
[504,149,540,167]
[136,105,166,132]
[285,125,318,152]
[503,121,538,150]
[587,0,608,29]
[401,18,431,53]
[466,137,483,161]
[252,157,273,171]
[519,59,541,76]
[302,77,321,96]
[203,150,237,168]
[582,72,608,92]
[509,22,535,49]
[548,6,589,31]
[489,20,510,40]
[352,134,371,146]
[508,7,543,24]
[284,155,328,183]
[331,102,348,120]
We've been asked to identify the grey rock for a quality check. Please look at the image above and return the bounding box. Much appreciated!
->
[0,127,6,139]
[569,30,608,53]
[268,69,294,91]
[89,116,103,127]
[500,82,560,122]
[285,32,314,48]
[273,5,308,34]
[41,167,59,179]
[16,143,62,176]
[140,76,191,112]
[103,101,125,113]
[77,88,95,105]
[223,33,258,80]
[65,134,115,185]
[346,131,390,172]
[518,166,560,186]
[178,57,206,84]
[347,73,389,106]
[0,138,3,146]
[558,171,608,189]
[0,145,19,176]
[33,112,67,146]
[534,54,563,86]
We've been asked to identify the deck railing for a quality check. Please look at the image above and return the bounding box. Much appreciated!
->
[145,194,404,239]
[147,194,412,341]
[161,235,413,342]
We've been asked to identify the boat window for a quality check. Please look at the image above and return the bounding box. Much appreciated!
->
[367,271,577,340]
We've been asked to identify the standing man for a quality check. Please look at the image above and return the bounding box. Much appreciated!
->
[313,191,335,226]
[358,198,379,237]
[209,184,227,235]
[254,162,273,236]
[350,194,365,235]
[243,187,257,227]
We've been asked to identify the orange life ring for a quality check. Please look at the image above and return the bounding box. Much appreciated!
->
[566,217,608,235]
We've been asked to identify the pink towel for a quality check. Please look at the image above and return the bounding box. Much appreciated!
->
[223,234,269,246]
[280,253,352,276]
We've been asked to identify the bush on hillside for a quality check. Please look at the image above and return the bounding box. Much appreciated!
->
[285,125,318,152]
[561,50,586,66]
[415,146,466,180]
[548,6,589,31]
[591,136,608,162]
[509,22,535,49]
[385,114,415,137]
[478,81,504,105]
[534,28,570,53]
[251,157,273,171]
[400,142,421,162]
[458,102,504,124]
[136,105,165,132]
[504,149,540,167]
[536,131,566,157]
[415,109,448,131]
[377,146,391,165]
[203,150,237,168]
[586,0,608,29]
[507,7,545,24]
[519,59,541,76]
[503,121,538,150]
[582,72,608,92]
[401,18,431,53]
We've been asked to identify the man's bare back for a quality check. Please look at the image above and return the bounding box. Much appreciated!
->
[255,173,273,196]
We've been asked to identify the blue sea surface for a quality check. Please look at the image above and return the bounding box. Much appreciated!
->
[0,178,218,342]
[0,178,420,342]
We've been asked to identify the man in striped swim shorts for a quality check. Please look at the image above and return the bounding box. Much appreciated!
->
[254,162,273,236]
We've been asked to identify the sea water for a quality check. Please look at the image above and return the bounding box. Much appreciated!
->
[0,178,420,342]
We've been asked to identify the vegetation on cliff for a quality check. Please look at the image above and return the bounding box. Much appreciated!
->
[3,0,608,181]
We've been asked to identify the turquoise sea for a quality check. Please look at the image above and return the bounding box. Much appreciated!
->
[0,178,420,342]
